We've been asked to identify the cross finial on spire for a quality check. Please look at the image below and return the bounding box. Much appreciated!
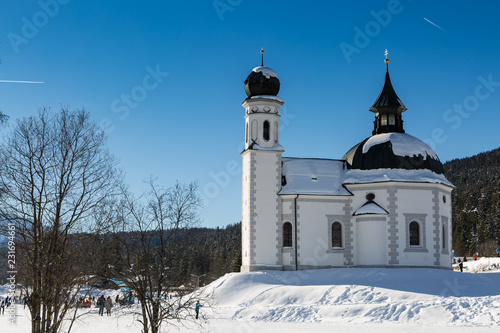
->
[261,48,264,66]
[384,49,389,71]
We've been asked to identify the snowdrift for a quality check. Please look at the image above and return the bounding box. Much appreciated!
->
[202,258,500,327]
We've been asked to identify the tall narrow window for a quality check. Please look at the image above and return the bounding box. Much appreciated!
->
[381,114,387,126]
[251,120,258,141]
[409,221,420,246]
[274,121,278,142]
[283,222,292,247]
[388,114,395,125]
[332,222,343,248]
[263,120,270,141]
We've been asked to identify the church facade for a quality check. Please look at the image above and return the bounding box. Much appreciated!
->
[241,56,454,272]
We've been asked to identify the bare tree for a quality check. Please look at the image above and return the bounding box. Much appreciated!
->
[110,179,205,333]
[0,108,120,333]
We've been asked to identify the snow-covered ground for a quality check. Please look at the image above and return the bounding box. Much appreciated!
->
[2,258,500,332]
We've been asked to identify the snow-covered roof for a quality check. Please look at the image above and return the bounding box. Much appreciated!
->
[279,157,453,196]
[343,168,454,187]
[353,201,389,216]
[250,142,285,152]
[362,133,439,159]
[280,158,351,196]
[252,66,278,79]
[250,95,284,103]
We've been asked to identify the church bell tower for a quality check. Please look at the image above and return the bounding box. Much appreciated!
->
[241,50,284,272]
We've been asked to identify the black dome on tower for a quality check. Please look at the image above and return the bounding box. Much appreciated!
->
[343,133,444,174]
[244,66,280,97]
[244,49,280,98]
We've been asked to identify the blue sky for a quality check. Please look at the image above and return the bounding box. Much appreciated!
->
[1,1,499,228]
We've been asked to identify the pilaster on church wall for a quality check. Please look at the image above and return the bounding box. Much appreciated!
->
[251,151,282,265]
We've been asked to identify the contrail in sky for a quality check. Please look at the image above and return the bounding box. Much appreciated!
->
[423,18,445,31]
[0,80,44,83]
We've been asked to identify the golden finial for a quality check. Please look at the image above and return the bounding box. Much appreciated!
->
[384,49,389,64]
[261,48,264,66]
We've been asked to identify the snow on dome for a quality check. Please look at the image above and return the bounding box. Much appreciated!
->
[252,66,279,79]
[343,168,454,187]
[362,133,438,160]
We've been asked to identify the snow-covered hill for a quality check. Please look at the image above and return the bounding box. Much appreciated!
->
[2,258,500,332]
[201,258,500,328]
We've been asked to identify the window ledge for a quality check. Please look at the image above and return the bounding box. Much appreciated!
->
[326,248,345,253]
[404,247,428,253]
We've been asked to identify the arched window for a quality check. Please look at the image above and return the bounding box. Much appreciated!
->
[283,222,292,247]
[381,114,387,126]
[409,221,420,246]
[251,120,258,141]
[332,222,343,248]
[263,120,270,141]
[388,114,395,125]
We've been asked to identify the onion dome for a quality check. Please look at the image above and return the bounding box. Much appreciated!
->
[244,49,280,97]
[343,133,444,174]
[244,66,280,97]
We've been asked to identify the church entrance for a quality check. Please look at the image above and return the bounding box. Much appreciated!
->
[356,219,387,266]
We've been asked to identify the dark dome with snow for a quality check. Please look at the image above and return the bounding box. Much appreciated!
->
[244,66,280,97]
[342,133,444,174]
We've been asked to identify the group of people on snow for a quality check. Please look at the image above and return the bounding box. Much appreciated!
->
[0,292,205,321]
[97,295,113,316]
[0,296,14,314]
[0,296,13,315]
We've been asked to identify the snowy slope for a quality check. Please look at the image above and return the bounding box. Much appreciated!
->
[2,259,500,332]
[201,259,500,327]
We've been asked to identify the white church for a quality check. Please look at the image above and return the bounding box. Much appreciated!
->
[240,54,454,272]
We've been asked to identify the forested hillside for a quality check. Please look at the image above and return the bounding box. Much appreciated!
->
[2,148,499,286]
[444,147,500,256]
[0,223,242,287]
[92,223,242,288]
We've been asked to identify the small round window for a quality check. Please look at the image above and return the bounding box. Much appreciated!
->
[366,193,375,201]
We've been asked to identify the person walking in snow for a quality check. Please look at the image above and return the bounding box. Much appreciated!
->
[195,301,203,319]
[0,300,4,315]
[105,296,113,316]
[496,248,499,257]
[97,295,106,316]
[459,260,463,272]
